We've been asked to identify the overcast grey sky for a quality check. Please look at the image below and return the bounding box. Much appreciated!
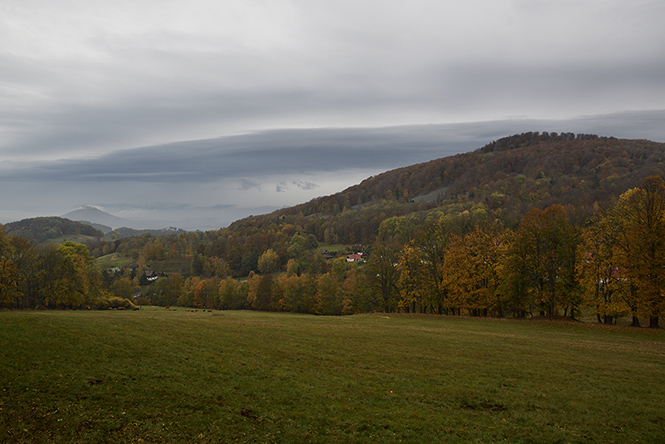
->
[1,1,664,229]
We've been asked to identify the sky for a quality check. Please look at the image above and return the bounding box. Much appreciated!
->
[1,0,664,230]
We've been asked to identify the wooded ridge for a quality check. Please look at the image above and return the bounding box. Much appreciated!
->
[231,132,664,243]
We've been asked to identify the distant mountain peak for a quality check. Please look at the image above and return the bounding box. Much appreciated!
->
[62,206,129,230]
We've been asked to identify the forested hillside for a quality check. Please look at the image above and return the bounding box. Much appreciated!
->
[4,217,103,245]
[3,133,665,327]
[250,133,664,243]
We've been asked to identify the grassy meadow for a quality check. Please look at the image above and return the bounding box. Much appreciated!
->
[1,309,664,443]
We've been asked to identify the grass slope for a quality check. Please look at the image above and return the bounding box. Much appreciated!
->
[95,253,133,270]
[1,310,664,443]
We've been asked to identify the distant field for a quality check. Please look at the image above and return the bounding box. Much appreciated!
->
[95,253,133,270]
[1,310,664,443]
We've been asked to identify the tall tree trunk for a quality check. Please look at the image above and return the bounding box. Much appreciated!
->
[631,316,641,327]
[649,316,660,328]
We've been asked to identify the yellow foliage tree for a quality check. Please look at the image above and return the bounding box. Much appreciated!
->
[258,248,280,274]
[397,242,432,313]
[577,213,631,324]
[612,177,665,327]
[0,228,21,308]
[444,225,509,317]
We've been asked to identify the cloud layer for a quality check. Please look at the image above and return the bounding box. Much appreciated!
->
[3,112,665,229]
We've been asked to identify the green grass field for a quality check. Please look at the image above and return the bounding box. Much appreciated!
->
[1,310,664,443]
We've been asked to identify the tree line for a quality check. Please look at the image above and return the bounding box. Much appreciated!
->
[0,238,134,310]
[5,176,663,327]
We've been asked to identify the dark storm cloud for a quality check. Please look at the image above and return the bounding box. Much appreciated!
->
[0,125,482,183]
[3,111,664,186]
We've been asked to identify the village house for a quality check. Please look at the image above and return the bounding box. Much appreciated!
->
[346,253,363,263]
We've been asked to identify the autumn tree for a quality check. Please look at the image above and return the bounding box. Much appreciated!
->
[7,236,40,309]
[444,224,510,317]
[53,242,93,308]
[510,205,580,317]
[203,256,229,278]
[247,272,274,311]
[150,273,184,306]
[178,276,200,307]
[411,216,449,313]
[143,239,164,260]
[342,268,369,314]
[613,176,665,327]
[218,277,248,310]
[258,248,280,274]
[397,242,431,313]
[577,213,630,324]
[278,273,310,313]
[111,277,135,300]
[191,253,205,276]
[501,227,534,317]
[315,272,345,315]
[193,278,221,309]
[364,242,400,312]
[287,235,307,259]
[0,228,21,308]
[285,258,301,277]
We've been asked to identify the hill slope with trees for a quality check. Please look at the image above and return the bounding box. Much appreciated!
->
[228,133,665,243]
